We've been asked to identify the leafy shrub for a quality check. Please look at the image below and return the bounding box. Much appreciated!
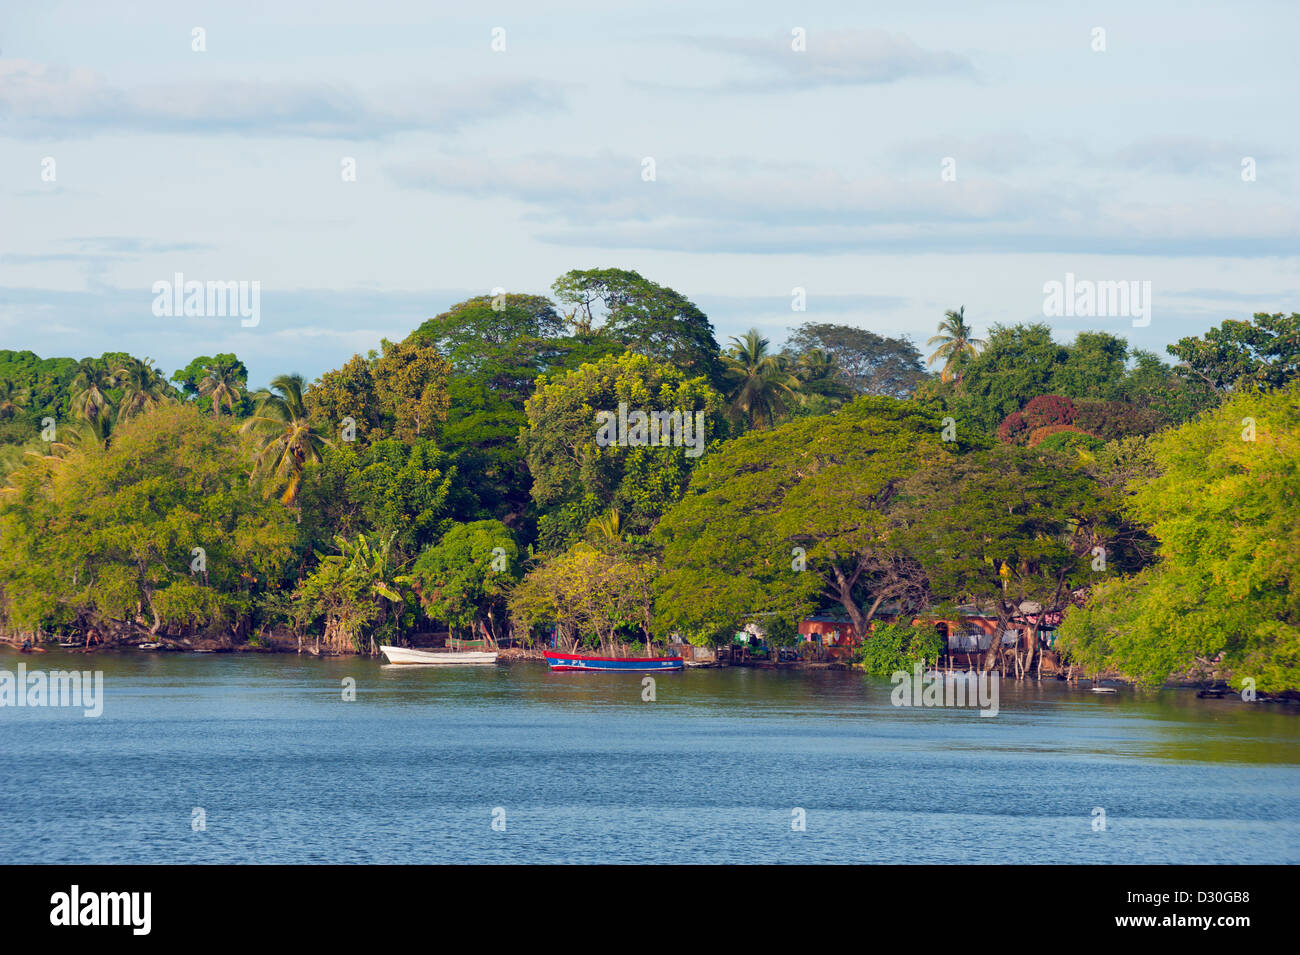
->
[1035,429,1106,454]
[854,622,945,676]
[1027,423,1096,448]
[763,616,799,647]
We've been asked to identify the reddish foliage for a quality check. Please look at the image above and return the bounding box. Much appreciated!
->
[997,411,1029,444]
[1073,399,1160,441]
[1022,394,1076,429]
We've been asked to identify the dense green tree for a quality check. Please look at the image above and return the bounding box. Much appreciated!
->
[510,540,657,653]
[551,268,723,385]
[371,338,452,442]
[1057,382,1300,691]
[409,293,566,369]
[1031,427,1105,453]
[0,404,295,640]
[296,438,464,559]
[172,354,248,405]
[925,323,1066,432]
[0,380,27,420]
[653,397,945,643]
[195,356,248,418]
[305,353,384,445]
[407,520,521,645]
[0,350,78,422]
[790,348,854,415]
[521,350,726,547]
[438,375,533,526]
[854,622,945,676]
[1117,350,1218,426]
[114,356,177,422]
[70,357,118,425]
[1167,312,1300,393]
[926,326,1215,437]
[897,444,1131,671]
[408,294,622,526]
[1051,332,1129,401]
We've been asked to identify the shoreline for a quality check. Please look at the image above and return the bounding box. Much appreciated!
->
[3,640,1298,702]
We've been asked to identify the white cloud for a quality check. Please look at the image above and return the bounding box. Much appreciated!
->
[391,150,1300,256]
[675,29,975,90]
[0,59,565,139]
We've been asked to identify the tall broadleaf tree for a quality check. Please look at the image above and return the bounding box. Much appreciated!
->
[786,323,926,398]
[1057,381,1300,691]
[653,397,946,643]
[551,268,724,387]
[1166,312,1300,394]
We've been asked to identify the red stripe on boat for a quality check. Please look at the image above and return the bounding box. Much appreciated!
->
[545,652,684,663]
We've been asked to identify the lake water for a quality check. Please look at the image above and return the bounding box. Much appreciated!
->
[2,649,1298,864]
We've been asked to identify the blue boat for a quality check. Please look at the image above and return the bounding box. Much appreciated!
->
[544,651,684,672]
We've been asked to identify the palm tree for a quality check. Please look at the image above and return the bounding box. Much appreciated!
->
[793,348,852,407]
[70,358,117,424]
[114,357,175,421]
[53,416,112,452]
[5,419,107,492]
[926,307,986,383]
[198,360,244,418]
[0,380,28,419]
[241,373,331,507]
[722,329,800,429]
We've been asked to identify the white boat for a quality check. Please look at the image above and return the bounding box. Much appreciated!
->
[380,644,499,666]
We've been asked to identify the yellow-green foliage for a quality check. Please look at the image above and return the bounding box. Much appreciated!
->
[0,404,295,637]
[509,541,657,651]
[1058,382,1300,691]
[521,350,725,546]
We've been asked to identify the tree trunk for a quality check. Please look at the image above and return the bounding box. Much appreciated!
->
[981,606,1010,672]
[830,566,867,639]
[1023,621,1038,678]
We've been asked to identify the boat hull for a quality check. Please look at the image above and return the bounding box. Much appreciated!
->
[544,652,684,672]
[380,645,498,665]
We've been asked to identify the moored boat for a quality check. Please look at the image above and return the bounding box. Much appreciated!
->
[380,644,498,665]
[544,651,684,672]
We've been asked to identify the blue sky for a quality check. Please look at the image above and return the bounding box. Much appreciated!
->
[2,0,1297,386]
